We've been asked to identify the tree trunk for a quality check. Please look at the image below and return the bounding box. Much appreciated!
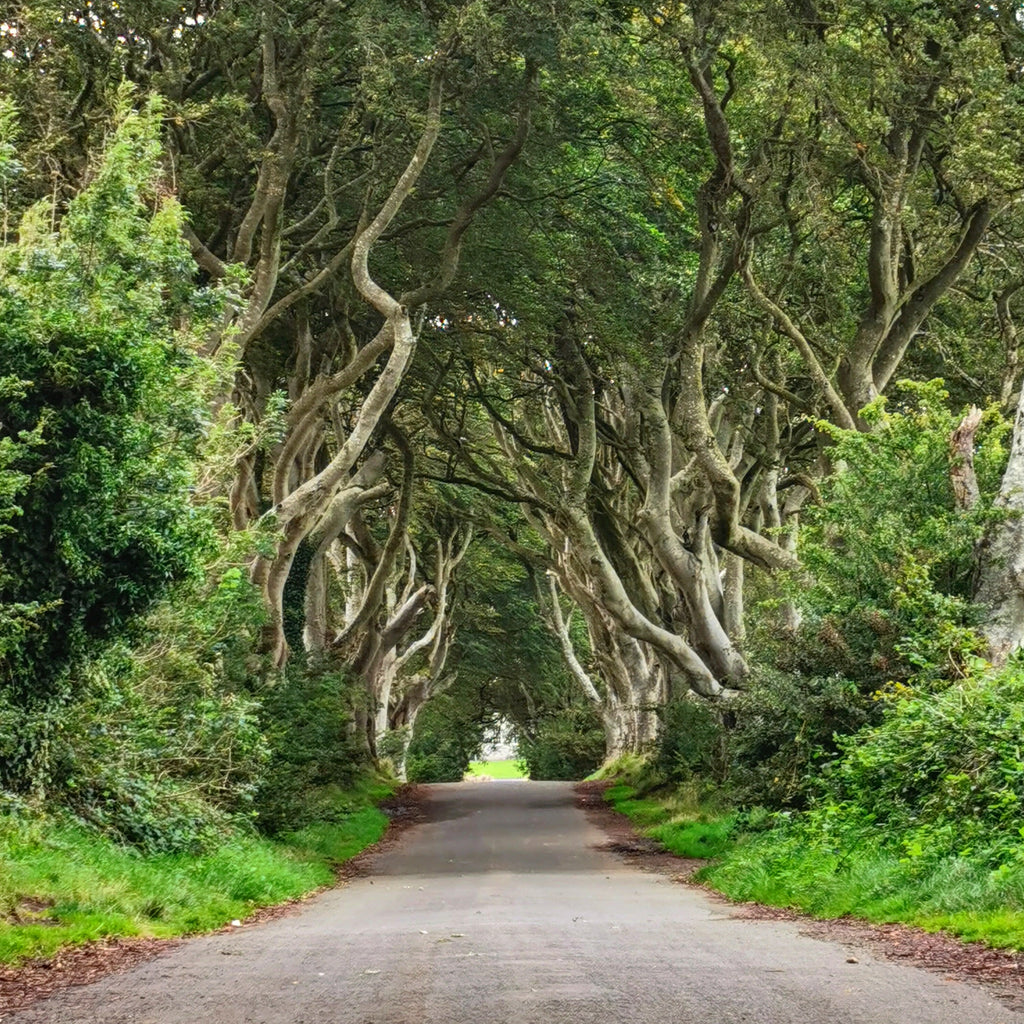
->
[976,386,1024,663]
[722,551,745,643]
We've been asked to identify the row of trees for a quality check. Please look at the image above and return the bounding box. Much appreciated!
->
[3,1,1024,811]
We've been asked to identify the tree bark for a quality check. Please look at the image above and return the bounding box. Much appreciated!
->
[976,386,1024,664]
[950,407,983,512]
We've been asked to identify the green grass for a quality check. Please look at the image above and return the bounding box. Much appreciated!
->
[602,774,1024,950]
[588,752,650,783]
[465,759,528,779]
[648,817,737,858]
[603,781,737,858]
[702,829,1024,949]
[0,776,394,965]
[280,775,394,861]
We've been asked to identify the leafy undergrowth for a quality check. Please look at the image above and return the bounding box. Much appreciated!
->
[701,665,1024,950]
[0,775,393,965]
[465,759,528,779]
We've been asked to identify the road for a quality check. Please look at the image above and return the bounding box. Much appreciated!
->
[6,781,1021,1024]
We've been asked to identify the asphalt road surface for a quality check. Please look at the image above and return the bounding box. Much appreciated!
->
[7,781,1021,1024]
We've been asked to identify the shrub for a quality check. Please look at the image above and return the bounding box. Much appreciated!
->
[0,100,223,720]
[783,380,1000,689]
[0,555,271,853]
[254,663,365,834]
[726,669,878,808]
[517,707,605,780]
[653,697,727,786]
[814,660,1024,864]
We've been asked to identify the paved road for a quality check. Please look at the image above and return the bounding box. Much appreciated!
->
[7,781,1021,1023]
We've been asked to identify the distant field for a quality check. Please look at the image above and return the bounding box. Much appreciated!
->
[465,759,528,779]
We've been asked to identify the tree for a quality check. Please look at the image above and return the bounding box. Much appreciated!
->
[0,98,215,699]
[0,98,226,791]
[5,0,1024,792]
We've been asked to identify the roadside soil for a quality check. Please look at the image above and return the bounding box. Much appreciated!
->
[0,785,427,1017]
[575,779,1024,1012]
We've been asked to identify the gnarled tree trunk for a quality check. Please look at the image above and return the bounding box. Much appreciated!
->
[976,386,1024,664]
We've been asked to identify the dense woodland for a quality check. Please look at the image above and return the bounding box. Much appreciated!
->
[4,0,1024,938]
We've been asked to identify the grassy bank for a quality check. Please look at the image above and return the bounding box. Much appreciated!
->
[602,774,1024,950]
[602,781,737,858]
[0,775,394,965]
[702,827,1024,949]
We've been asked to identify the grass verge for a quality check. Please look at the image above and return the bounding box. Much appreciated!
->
[0,774,394,966]
[702,827,1024,950]
[603,781,737,858]
[600,771,1024,950]
[465,759,528,779]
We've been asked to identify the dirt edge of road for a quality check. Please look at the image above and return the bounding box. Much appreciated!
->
[575,779,1024,1012]
[0,785,430,1017]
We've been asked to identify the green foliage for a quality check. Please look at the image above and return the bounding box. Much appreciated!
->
[0,97,21,227]
[604,780,739,859]
[722,383,1006,810]
[254,663,366,834]
[696,661,1024,949]
[283,805,390,865]
[703,821,1024,950]
[407,536,595,784]
[0,772,393,965]
[605,788,669,827]
[449,542,568,702]
[0,817,328,964]
[406,686,487,784]
[0,544,270,852]
[0,99,289,842]
[813,661,1024,865]
[653,698,728,787]
[0,3,1020,962]
[726,670,878,809]
[590,753,651,785]
[651,677,875,810]
[517,706,605,781]
[786,381,1000,687]
[647,818,737,860]
[0,98,224,730]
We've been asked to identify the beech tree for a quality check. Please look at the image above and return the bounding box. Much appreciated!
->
[5,0,1024,772]
[409,0,1024,758]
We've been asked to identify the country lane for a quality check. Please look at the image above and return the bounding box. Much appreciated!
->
[4,781,1019,1024]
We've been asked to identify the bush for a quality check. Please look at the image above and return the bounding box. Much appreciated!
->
[721,381,1003,811]
[0,557,271,854]
[254,663,365,833]
[814,660,1024,864]
[649,673,877,810]
[0,100,224,720]
[653,698,727,786]
[517,707,605,780]
[726,669,878,808]
[779,381,999,690]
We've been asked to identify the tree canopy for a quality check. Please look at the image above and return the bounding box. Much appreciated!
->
[2,0,1024,833]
